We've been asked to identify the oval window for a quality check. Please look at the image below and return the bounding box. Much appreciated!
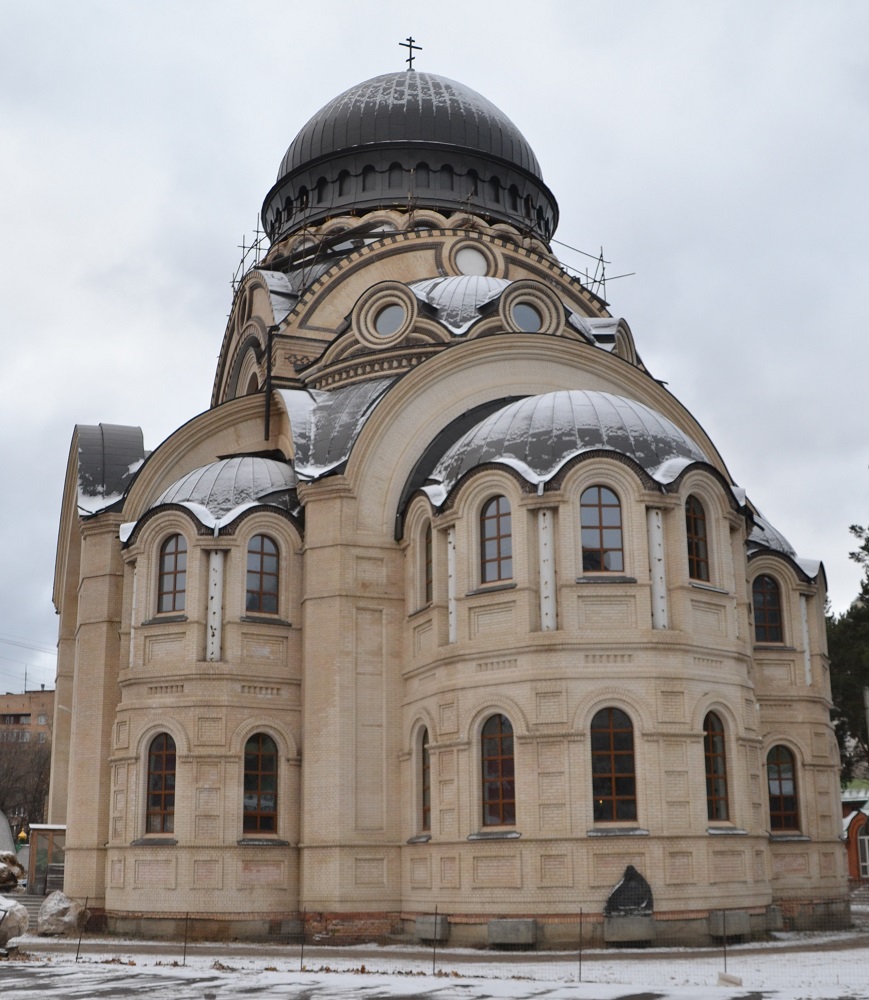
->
[455,246,488,276]
[374,303,406,336]
[512,302,542,332]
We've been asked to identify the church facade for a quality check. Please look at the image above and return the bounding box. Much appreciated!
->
[50,70,849,945]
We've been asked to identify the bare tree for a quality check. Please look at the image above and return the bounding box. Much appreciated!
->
[0,738,51,835]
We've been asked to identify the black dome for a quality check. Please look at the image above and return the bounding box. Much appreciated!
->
[261,71,558,244]
[278,72,543,180]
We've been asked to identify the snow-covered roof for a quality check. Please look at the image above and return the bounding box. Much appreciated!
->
[423,390,709,505]
[276,377,396,479]
[119,456,298,539]
[76,423,147,515]
[411,275,509,335]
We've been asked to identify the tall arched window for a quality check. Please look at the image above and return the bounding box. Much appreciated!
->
[767,745,799,830]
[246,534,279,614]
[158,534,187,613]
[388,162,404,188]
[591,708,637,821]
[421,727,431,832]
[704,712,729,821]
[685,495,710,581]
[337,170,350,196]
[414,162,430,188]
[423,522,433,604]
[243,733,278,834]
[362,165,377,192]
[753,575,783,642]
[439,164,454,191]
[146,733,176,834]
[480,496,512,583]
[580,486,624,572]
[481,714,515,826]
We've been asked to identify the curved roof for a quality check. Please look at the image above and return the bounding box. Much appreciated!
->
[152,457,296,518]
[261,71,558,243]
[424,390,709,504]
[278,72,543,180]
[411,275,510,335]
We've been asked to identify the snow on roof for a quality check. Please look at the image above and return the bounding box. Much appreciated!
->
[276,377,396,479]
[423,390,709,506]
[411,275,509,335]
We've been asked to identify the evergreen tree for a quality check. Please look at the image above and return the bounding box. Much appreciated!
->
[827,524,869,782]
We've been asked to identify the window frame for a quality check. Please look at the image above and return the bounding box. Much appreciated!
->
[590,707,637,822]
[685,495,710,582]
[767,744,800,832]
[157,533,187,614]
[420,727,431,833]
[423,521,433,605]
[145,732,176,835]
[480,495,513,584]
[752,574,784,643]
[245,533,280,616]
[243,732,279,835]
[704,711,729,822]
[580,484,624,573]
[481,713,516,827]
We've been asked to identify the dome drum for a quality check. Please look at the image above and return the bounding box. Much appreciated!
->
[262,72,558,244]
[262,148,558,243]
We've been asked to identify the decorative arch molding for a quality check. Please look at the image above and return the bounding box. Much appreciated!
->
[228,717,298,759]
[690,697,741,735]
[134,719,191,758]
[669,463,746,517]
[747,547,818,586]
[225,328,267,401]
[122,395,282,520]
[407,709,438,753]
[462,696,530,741]
[572,687,653,734]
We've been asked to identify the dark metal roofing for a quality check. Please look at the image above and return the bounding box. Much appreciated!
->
[261,71,558,244]
[152,457,296,518]
[424,391,709,504]
[277,377,397,479]
[278,72,542,180]
[76,423,146,511]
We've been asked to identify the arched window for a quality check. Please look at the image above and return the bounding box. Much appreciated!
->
[246,535,279,614]
[421,727,431,832]
[480,496,512,583]
[423,522,433,604]
[753,575,783,643]
[591,708,637,821]
[158,534,187,613]
[439,164,454,191]
[685,495,710,581]
[488,176,501,204]
[388,162,404,189]
[580,486,623,572]
[466,169,479,196]
[509,185,519,212]
[482,714,515,826]
[298,186,309,209]
[246,373,259,395]
[414,162,430,188]
[243,733,278,834]
[315,176,328,204]
[146,733,176,834]
[362,165,377,192]
[704,712,729,821]
[338,170,350,196]
[767,745,799,831]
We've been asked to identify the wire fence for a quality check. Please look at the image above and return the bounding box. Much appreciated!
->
[9,895,869,995]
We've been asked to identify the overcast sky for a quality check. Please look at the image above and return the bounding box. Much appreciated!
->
[1,1,867,694]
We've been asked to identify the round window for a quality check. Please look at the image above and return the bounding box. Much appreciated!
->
[455,246,489,276]
[374,303,406,336]
[512,302,542,332]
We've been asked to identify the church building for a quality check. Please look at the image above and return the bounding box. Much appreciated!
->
[49,69,849,945]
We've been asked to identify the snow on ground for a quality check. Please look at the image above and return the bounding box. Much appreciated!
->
[2,930,869,1000]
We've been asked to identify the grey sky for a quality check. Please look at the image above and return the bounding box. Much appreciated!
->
[1,1,867,693]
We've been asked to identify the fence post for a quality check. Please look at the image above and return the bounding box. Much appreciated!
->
[299,908,306,971]
[432,904,438,975]
[75,897,88,963]
[578,907,583,982]
[182,911,189,966]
